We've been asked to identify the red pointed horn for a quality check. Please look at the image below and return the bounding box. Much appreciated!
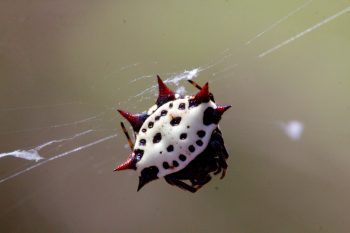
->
[114,156,136,171]
[156,75,175,106]
[117,110,147,133]
[215,105,231,115]
[194,82,210,103]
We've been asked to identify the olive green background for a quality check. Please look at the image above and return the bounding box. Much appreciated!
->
[1,1,350,232]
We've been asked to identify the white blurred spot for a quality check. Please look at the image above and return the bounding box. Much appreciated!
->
[279,120,304,141]
[0,150,43,162]
[0,130,93,162]
[167,68,201,86]
[176,86,187,96]
[134,67,202,99]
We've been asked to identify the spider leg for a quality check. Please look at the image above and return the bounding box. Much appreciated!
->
[120,122,134,150]
[187,80,215,101]
[188,80,202,90]
[209,128,229,179]
[218,155,228,179]
[215,144,228,179]
[213,163,222,175]
[164,176,198,193]
[191,174,212,190]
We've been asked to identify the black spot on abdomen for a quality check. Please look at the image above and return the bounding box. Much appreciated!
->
[196,140,203,146]
[197,130,206,138]
[153,133,162,143]
[188,145,195,153]
[170,117,182,126]
[179,133,187,140]
[134,149,144,161]
[163,161,170,169]
[179,154,186,161]
[139,139,146,146]
[172,160,179,167]
[178,103,186,110]
[167,145,174,152]
[203,107,221,125]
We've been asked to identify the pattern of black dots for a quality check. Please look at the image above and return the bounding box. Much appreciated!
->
[155,115,160,121]
[196,140,203,146]
[148,121,154,128]
[161,110,168,116]
[197,130,206,138]
[180,133,187,140]
[170,117,182,126]
[179,154,186,161]
[153,133,162,143]
[178,103,186,110]
[142,128,147,133]
[188,145,195,153]
[167,145,174,152]
[169,103,173,108]
[139,139,146,146]
[187,125,190,128]
[163,161,170,169]
[173,160,179,167]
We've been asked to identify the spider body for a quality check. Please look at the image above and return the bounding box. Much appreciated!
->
[115,76,230,192]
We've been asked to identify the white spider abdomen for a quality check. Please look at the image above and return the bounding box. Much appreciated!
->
[135,98,217,177]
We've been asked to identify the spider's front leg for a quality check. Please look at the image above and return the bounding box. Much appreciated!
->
[164,176,198,193]
[208,128,229,179]
[190,174,212,191]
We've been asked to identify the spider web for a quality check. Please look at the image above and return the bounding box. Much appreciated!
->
[1,0,349,185]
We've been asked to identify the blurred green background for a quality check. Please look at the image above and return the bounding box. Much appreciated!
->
[1,0,350,232]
